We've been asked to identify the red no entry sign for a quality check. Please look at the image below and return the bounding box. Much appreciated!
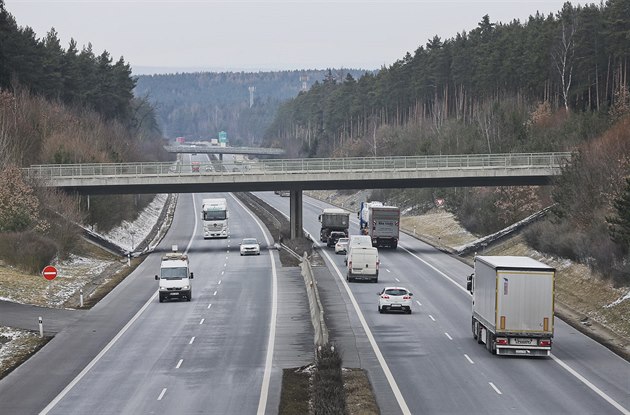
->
[42,265,57,281]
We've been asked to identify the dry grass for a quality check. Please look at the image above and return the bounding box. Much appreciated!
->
[401,210,478,248]
[343,368,379,415]
[0,328,50,379]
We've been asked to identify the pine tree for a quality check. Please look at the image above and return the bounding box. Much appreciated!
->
[607,176,630,249]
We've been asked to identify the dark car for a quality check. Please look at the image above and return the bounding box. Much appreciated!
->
[327,231,346,248]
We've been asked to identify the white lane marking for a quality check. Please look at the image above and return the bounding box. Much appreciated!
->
[213,291,217,296]
[224,263,227,267]
[415,300,422,306]
[386,269,391,273]
[207,303,212,309]
[189,337,195,345]
[157,388,167,401]
[218,280,222,285]
[221,270,225,275]
[319,247,412,415]
[41,290,159,414]
[551,354,630,414]
[305,194,630,415]
[395,277,400,282]
[400,245,469,295]
[489,382,502,395]
[445,332,453,340]
[199,318,205,325]
[429,315,436,321]
[176,359,183,369]
[464,354,474,364]
[185,193,199,255]
[41,200,201,414]
[230,194,277,415]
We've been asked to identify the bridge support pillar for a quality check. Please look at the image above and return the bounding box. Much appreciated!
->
[289,190,303,239]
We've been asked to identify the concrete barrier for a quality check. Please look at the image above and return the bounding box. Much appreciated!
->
[300,252,329,347]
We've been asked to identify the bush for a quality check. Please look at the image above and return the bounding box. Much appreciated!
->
[313,345,346,415]
[0,231,57,274]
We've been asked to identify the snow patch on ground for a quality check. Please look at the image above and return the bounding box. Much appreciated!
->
[606,291,630,308]
[100,194,168,252]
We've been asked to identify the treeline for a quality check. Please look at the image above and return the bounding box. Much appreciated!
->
[0,0,168,272]
[264,1,629,157]
[134,69,368,150]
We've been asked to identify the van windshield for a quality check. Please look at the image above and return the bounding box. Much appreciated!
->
[161,267,188,279]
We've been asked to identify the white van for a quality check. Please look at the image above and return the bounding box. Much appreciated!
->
[346,246,379,283]
[345,235,372,264]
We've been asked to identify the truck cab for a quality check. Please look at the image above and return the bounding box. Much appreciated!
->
[155,246,193,302]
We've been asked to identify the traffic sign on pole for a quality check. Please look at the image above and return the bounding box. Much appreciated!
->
[42,265,57,281]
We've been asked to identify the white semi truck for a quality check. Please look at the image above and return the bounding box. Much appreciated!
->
[202,198,228,239]
[155,246,193,302]
[467,256,555,356]
[359,202,400,249]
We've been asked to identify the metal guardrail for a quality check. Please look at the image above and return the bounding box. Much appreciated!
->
[22,152,571,179]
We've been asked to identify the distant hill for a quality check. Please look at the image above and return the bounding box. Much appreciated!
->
[133,69,370,147]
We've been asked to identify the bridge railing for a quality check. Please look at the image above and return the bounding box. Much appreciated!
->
[23,152,571,179]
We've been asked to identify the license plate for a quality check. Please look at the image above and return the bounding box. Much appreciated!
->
[510,338,536,346]
[169,292,180,296]
[390,304,402,308]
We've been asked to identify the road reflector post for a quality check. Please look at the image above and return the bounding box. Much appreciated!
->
[80,289,84,308]
[39,316,43,338]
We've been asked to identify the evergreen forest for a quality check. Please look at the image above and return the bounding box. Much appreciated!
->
[134,69,369,147]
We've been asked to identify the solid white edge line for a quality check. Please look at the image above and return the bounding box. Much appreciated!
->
[464,354,474,364]
[489,382,502,395]
[319,247,412,415]
[399,245,469,295]
[230,194,277,415]
[40,291,159,414]
[157,388,167,401]
[176,359,183,369]
[306,194,630,414]
[550,354,630,414]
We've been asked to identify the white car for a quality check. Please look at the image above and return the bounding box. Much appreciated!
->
[335,237,349,254]
[378,287,413,314]
[240,238,260,256]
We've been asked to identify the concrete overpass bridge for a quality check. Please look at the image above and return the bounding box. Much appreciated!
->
[23,152,571,238]
[164,144,286,157]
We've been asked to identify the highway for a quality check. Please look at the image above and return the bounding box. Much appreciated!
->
[257,191,630,415]
[0,154,313,414]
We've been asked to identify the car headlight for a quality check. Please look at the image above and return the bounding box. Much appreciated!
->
[182,285,190,290]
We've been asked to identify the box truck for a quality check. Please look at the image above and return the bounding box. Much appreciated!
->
[359,202,400,249]
[202,198,228,239]
[467,256,555,356]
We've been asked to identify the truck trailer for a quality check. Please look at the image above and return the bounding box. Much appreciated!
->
[318,208,350,243]
[202,198,228,239]
[359,202,400,249]
[467,256,555,356]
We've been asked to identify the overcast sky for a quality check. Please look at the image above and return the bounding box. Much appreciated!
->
[6,0,574,75]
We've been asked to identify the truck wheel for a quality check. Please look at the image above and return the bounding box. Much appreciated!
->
[159,296,163,303]
[373,277,378,283]
[378,306,383,314]
[472,318,478,340]
[392,241,398,249]
[486,331,495,354]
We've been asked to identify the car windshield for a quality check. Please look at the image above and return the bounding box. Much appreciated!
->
[161,267,188,280]
[242,238,258,245]
[338,238,349,243]
[385,289,408,296]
